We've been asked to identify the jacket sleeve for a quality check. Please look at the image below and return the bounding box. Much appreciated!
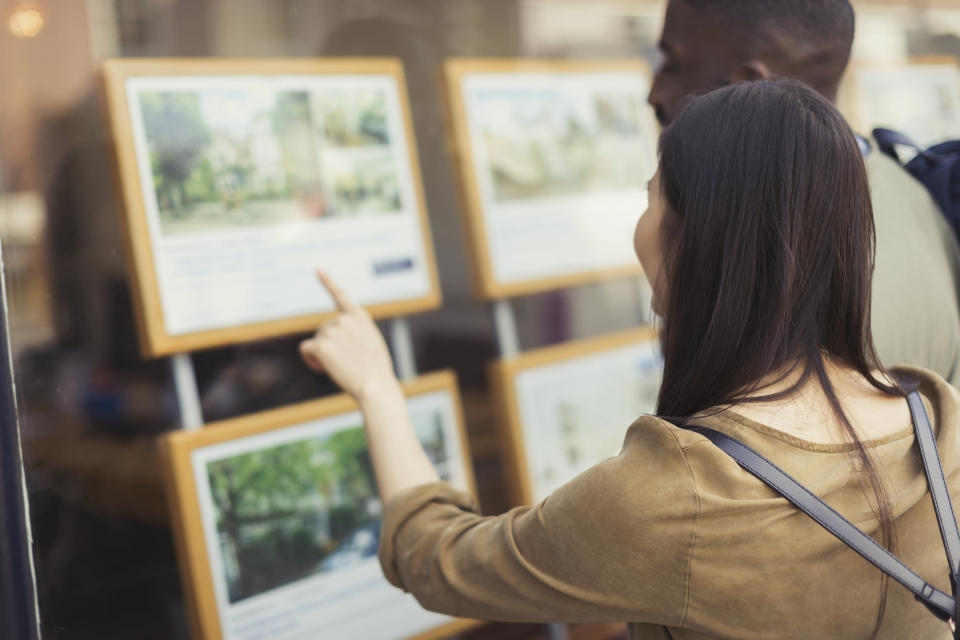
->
[377,417,699,626]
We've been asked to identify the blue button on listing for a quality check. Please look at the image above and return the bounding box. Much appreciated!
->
[373,257,414,274]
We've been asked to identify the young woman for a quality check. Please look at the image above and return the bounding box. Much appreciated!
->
[299,79,960,639]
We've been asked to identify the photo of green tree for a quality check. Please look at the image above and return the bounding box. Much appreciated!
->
[207,426,377,603]
[138,85,404,235]
[206,408,451,604]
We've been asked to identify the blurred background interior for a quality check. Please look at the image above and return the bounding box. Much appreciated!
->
[2,0,960,638]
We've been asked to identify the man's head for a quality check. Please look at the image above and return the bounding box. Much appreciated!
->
[649,0,855,125]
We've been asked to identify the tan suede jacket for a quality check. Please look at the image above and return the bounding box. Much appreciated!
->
[379,367,959,639]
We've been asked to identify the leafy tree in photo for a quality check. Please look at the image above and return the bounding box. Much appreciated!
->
[183,157,218,204]
[140,92,211,215]
[359,98,389,145]
[208,440,326,601]
[317,428,377,539]
[207,427,380,603]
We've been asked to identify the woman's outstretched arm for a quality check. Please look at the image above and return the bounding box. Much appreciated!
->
[298,271,696,625]
[298,271,438,503]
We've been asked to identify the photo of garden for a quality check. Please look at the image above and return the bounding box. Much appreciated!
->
[475,86,653,203]
[205,407,452,604]
[314,87,404,215]
[314,88,392,147]
[138,84,405,235]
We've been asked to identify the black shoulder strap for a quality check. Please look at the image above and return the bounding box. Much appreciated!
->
[686,389,960,628]
[907,390,960,589]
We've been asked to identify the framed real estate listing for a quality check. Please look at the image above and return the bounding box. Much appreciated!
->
[103,58,441,357]
[489,327,661,506]
[849,57,960,149]
[443,58,659,299]
[161,370,479,640]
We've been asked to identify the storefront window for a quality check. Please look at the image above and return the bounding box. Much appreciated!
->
[1,1,959,638]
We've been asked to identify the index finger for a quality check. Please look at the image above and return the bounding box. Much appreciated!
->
[316,270,359,312]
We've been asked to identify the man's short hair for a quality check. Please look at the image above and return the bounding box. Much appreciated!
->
[682,0,855,91]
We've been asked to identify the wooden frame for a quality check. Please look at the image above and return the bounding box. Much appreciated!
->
[489,327,660,506]
[443,58,657,300]
[845,56,960,145]
[103,58,441,357]
[161,371,480,640]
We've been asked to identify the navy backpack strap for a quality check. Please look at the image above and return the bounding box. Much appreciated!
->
[686,392,960,628]
[873,127,942,165]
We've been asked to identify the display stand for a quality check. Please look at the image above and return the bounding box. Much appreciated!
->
[164,318,488,640]
[443,58,658,302]
[490,298,564,640]
[104,56,472,640]
[162,370,480,640]
[492,300,521,358]
[489,279,653,640]
[390,316,419,382]
[163,322,484,640]
[445,64,657,640]
[103,58,444,358]
[170,352,203,431]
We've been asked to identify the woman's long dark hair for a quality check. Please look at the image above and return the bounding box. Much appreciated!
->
[656,79,903,634]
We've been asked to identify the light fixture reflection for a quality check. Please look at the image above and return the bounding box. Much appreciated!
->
[8,5,45,39]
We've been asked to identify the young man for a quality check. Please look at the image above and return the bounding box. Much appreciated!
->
[649,0,960,386]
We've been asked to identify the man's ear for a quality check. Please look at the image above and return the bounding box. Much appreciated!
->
[730,60,774,83]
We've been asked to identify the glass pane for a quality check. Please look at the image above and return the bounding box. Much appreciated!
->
[2,1,957,638]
